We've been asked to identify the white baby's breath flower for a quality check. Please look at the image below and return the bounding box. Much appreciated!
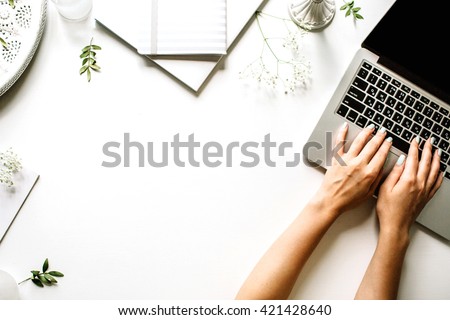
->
[0,148,22,187]
[240,11,311,94]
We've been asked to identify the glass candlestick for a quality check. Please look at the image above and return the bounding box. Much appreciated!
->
[288,0,336,30]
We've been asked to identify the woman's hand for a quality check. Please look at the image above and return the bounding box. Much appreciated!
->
[376,137,444,238]
[312,123,392,217]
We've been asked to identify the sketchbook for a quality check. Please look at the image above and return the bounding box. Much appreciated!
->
[0,169,39,243]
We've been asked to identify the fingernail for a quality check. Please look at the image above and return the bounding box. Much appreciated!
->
[396,154,406,166]
[367,124,375,130]
[342,122,349,129]
[379,127,387,134]
[431,137,436,145]
[386,137,393,143]
[415,136,421,144]
[438,148,442,157]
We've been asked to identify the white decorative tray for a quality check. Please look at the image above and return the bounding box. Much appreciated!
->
[0,0,47,96]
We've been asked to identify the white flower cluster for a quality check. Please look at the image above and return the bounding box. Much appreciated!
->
[0,148,22,187]
[240,14,311,94]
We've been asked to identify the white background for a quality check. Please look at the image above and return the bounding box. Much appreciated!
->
[1,0,449,300]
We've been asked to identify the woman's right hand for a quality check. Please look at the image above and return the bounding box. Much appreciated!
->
[376,137,444,238]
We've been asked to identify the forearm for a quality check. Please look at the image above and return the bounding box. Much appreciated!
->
[355,231,409,300]
[235,200,339,300]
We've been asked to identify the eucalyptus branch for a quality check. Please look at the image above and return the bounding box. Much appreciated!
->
[79,38,102,82]
[340,1,363,20]
[18,259,64,288]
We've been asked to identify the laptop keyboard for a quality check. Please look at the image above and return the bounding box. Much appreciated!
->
[335,60,450,180]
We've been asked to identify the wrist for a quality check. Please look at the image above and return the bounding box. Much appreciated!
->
[307,194,342,222]
[379,228,410,250]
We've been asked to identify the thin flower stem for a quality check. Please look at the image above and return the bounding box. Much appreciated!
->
[256,13,290,64]
[18,278,31,285]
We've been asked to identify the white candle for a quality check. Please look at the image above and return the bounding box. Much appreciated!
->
[0,270,20,300]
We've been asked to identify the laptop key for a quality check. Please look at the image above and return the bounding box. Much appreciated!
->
[424,106,434,118]
[376,79,388,90]
[441,151,449,164]
[440,107,449,116]
[364,96,375,107]
[411,123,422,135]
[383,119,394,130]
[347,110,358,122]
[367,85,378,96]
[401,130,413,142]
[441,129,450,141]
[420,96,430,104]
[386,97,396,108]
[414,101,425,112]
[376,91,387,102]
[386,84,397,96]
[402,118,412,129]
[441,117,450,129]
[395,101,406,113]
[420,129,431,140]
[357,68,369,79]
[404,107,415,119]
[390,134,410,154]
[362,62,372,70]
[336,105,349,117]
[356,116,368,128]
[432,112,443,123]
[440,163,447,173]
[411,90,421,99]
[392,79,402,87]
[405,96,415,106]
[430,102,440,110]
[423,118,433,129]
[393,125,403,136]
[373,68,382,76]
[432,123,443,135]
[383,107,394,118]
[373,113,385,125]
[352,77,369,91]
[395,90,406,101]
[367,73,378,84]
[414,113,424,124]
[382,74,392,82]
[431,135,440,147]
[343,95,365,113]
[401,84,411,93]
[392,112,403,124]
[364,108,375,119]
[439,140,449,151]
[445,172,450,180]
[348,86,366,101]
[373,101,384,113]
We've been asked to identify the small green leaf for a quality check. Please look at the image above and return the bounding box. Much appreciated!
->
[80,65,89,75]
[32,278,44,288]
[44,274,57,283]
[346,9,351,17]
[90,64,101,71]
[340,4,349,10]
[80,51,90,58]
[81,45,91,53]
[9,0,15,9]
[352,7,361,12]
[38,274,51,285]
[31,270,40,277]
[349,1,354,6]
[91,45,102,50]
[48,271,64,277]
[87,68,92,82]
[42,258,49,273]
[355,13,364,19]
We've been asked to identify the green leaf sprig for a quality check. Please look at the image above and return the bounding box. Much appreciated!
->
[0,1,16,48]
[340,1,363,20]
[18,258,64,288]
[79,38,102,82]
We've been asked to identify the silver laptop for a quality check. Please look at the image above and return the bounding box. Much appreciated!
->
[305,0,450,240]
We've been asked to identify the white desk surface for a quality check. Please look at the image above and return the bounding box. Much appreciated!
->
[1,0,449,300]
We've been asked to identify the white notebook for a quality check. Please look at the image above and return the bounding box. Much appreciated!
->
[97,0,227,56]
